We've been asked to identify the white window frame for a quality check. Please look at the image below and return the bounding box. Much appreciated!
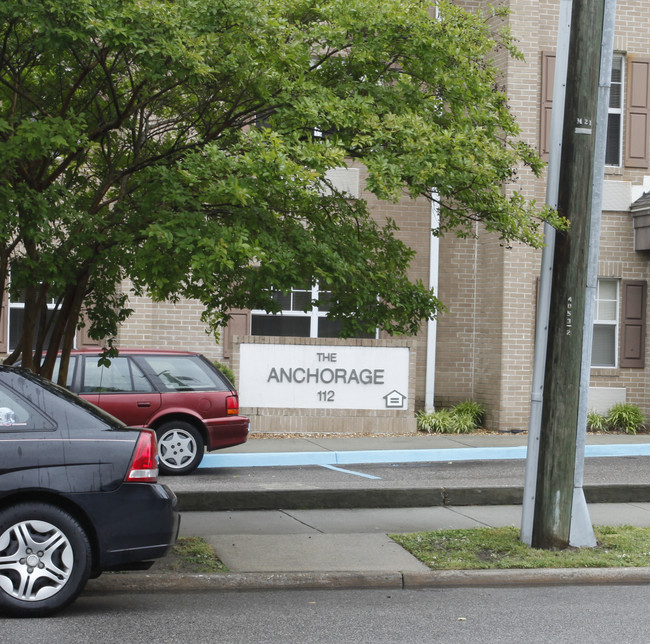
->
[605,53,624,167]
[250,285,332,338]
[251,284,378,339]
[7,295,58,353]
[591,278,619,368]
[6,272,73,352]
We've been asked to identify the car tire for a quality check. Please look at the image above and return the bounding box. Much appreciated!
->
[156,421,204,475]
[0,502,91,617]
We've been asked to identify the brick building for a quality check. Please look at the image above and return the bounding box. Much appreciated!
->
[432,0,650,431]
[4,0,650,434]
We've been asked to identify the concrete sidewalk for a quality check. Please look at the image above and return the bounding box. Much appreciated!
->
[85,433,650,595]
[86,503,650,595]
[184,502,650,573]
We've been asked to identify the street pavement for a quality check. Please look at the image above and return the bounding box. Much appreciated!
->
[86,432,650,595]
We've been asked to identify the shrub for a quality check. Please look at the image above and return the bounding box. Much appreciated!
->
[416,409,455,433]
[586,410,608,433]
[452,400,485,427]
[214,360,236,387]
[416,401,485,434]
[447,411,477,434]
[606,402,646,435]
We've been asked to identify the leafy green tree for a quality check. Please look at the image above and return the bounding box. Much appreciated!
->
[0,0,561,381]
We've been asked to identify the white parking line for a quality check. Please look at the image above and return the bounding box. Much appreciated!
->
[320,464,382,480]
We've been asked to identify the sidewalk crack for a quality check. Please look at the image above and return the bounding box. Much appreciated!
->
[280,510,325,533]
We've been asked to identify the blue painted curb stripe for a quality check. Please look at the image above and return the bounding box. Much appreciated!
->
[198,443,650,469]
[585,443,650,457]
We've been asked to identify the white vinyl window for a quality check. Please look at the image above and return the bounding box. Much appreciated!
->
[591,278,619,367]
[8,292,58,352]
[605,53,624,167]
[251,285,376,339]
[6,268,78,353]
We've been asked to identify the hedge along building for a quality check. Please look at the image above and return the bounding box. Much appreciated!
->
[3,0,650,434]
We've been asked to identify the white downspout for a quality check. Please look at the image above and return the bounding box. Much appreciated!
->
[425,193,440,411]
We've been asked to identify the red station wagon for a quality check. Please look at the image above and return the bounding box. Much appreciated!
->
[53,349,249,475]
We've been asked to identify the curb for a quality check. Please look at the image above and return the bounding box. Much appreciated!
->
[175,484,650,512]
[403,566,650,588]
[85,566,650,595]
[175,487,523,511]
[85,571,404,594]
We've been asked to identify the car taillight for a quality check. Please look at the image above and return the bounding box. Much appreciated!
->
[226,394,239,415]
[126,430,159,483]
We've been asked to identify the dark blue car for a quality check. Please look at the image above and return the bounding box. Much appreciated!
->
[0,366,180,617]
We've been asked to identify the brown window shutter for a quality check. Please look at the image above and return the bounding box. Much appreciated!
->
[625,57,650,168]
[222,311,250,359]
[540,51,556,162]
[76,312,103,348]
[620,279,647,368]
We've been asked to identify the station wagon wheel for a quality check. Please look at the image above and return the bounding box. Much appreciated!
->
[156,421,204,475]
[0,503,91,617]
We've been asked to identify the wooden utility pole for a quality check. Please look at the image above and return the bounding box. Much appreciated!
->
[531,0,607,549]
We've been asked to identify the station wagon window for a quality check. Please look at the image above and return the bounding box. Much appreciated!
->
[138,355,229,392]
[52,356,76,388]
[82,357,154,393]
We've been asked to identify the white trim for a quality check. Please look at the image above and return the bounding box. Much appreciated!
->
[605,53,624,167]
[591,278,619,368]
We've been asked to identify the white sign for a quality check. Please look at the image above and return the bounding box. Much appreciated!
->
[239,343,409,410]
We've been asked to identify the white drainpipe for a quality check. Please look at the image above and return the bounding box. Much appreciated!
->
[425,193,440,411]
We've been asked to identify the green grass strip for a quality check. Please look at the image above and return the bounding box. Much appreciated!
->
[391,526,650,570]
[156,536,229,573]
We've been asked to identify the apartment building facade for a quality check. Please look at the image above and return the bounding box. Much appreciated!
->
[3,0,650,434]
[432,0,650,431]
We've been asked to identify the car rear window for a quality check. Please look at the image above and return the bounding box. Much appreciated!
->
[0,371,123,432]
[0,381,53,431]
[138,355,230,392]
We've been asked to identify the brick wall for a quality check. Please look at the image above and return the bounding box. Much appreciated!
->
[435,231,482,408]
[357,165,432,410]
[115,280,223,362]
[592,211,650,411]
